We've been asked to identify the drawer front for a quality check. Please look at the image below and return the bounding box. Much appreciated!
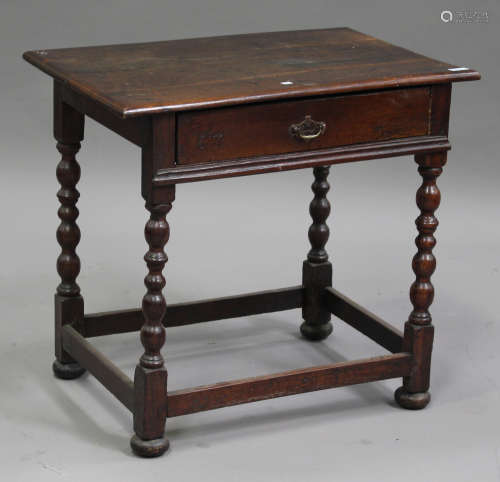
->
[176,87,430,165]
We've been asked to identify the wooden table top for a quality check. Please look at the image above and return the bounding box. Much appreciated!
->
[23,27,479,118]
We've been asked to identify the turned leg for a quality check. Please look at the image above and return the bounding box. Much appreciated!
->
[53,88,86,380]
[395,152,447,409]
[300,166,333,341]
[131,199,173,457]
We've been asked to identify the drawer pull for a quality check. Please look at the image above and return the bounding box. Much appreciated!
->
[289,115,326,141]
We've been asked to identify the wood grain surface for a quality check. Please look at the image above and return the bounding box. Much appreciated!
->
[23,28,479,117]
[177,87,430,164]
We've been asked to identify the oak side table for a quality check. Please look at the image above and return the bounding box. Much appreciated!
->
[24,28,480,457]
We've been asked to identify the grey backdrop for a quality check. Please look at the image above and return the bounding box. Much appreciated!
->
[1,1,499,481]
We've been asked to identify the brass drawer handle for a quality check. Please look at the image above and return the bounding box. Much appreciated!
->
[289,115,326,141]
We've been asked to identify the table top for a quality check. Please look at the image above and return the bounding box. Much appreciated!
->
[23,27,479,118]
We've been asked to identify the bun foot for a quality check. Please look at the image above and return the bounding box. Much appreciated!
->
[52,360,86,380]
[300,321,333,341]
[394,386,430,410]
[130,434,170,458]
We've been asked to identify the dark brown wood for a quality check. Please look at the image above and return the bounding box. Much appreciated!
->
[410,153,445,326]
[83,286,304,338]
[52,86,86,379]
[429,84,452,136]
[139,200,172,370]
[54,99,83,297]
[55,295,82,363]
[167,353,413,417]
[307,166,331,264]
[301,166,333,341]
[323,287,404,353]
[62,326,134,410]
[55,139,82,296]
[132,197,173,456]
[177,87,430,165]
[400,323,434,393]
[395,152,446,409]
[59,81,149,147]
[154,136,451,185]
[141,115,176,203]
[23,28,479,117]
[132,367,169,457]
[53,294,86,378]
[55,141,82,297]
[53,82,85,143]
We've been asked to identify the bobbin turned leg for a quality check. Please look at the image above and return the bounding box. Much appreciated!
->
[395,152,447,409]
[300,166,333,341]
[52,84,86,380]
[131,194,173,458]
